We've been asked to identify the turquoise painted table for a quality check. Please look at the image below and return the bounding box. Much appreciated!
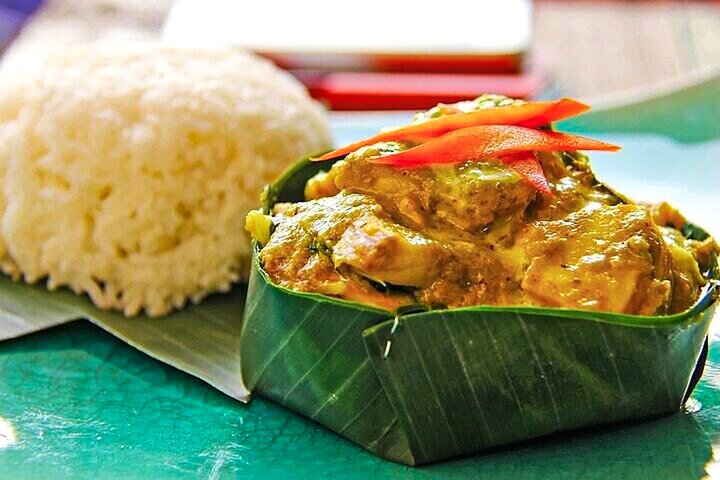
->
[1,95,719,478]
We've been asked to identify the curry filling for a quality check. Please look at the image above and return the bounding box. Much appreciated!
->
[246,98,718,315]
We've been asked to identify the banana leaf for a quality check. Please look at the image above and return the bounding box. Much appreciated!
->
[0,275,249,401]
[240,157,719,466]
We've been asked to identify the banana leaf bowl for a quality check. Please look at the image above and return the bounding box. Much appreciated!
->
[240,156,719,466]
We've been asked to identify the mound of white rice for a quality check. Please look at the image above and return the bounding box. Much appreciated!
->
[0,44,331,316]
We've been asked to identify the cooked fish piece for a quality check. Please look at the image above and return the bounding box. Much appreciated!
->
[260,191,447,309]
[310,142,536,233]
[304,169,340,200]
[529,151,623,221]
[650,201,688,230]
[520,204,674,315]
[647,200,719,311]
[332,213,447,288]
[660,226,714,312]
[415,240,524,309]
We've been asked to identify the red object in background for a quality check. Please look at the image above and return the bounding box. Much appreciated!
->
[263,52,523,75]
[294,70,544,111]
[368,53,523,74]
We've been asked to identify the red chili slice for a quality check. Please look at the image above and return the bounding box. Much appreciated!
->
[367,125,620,168]
[501,152,553,196]
[312,98,589,162]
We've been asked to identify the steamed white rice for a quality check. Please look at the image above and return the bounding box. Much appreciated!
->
[0,43,331,316]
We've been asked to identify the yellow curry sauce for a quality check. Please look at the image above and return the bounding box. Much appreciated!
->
[246,100,718,315]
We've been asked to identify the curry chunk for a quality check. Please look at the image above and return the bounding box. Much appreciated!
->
[520,205,673,315]
[304,169,340,200]
[333,214,448,288]
[324,142,536,233]
[415,241,524,309]
[660,226,715,312]
[650,201,687,230]
[260,191,446,310]
[529,152,622,221]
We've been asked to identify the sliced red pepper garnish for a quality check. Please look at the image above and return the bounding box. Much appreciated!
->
[312,98,589,162]
[367,125,620,168]
[501,152,553,196]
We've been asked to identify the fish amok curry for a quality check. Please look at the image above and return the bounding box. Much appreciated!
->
[246,95,718,316]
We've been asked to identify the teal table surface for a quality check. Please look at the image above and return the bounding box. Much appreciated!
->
[0,113,718,479]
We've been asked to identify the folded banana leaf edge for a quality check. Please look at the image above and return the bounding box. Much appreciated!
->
[240,156,719,466]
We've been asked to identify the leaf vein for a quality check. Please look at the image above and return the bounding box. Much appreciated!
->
[441,313,495,444]
[310,358,370,419]
[596,323,632,416]
[483,317,531,436]
[281,313,359,400]
[405,320,461,454]
[516,314,563,429]
[338,388,384,434]
[366,418,398,450]
[251,302,320,385]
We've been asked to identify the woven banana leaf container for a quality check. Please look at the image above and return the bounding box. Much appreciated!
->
[240,157,718,466]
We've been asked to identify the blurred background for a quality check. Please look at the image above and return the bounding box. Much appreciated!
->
[1,0,719,108]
